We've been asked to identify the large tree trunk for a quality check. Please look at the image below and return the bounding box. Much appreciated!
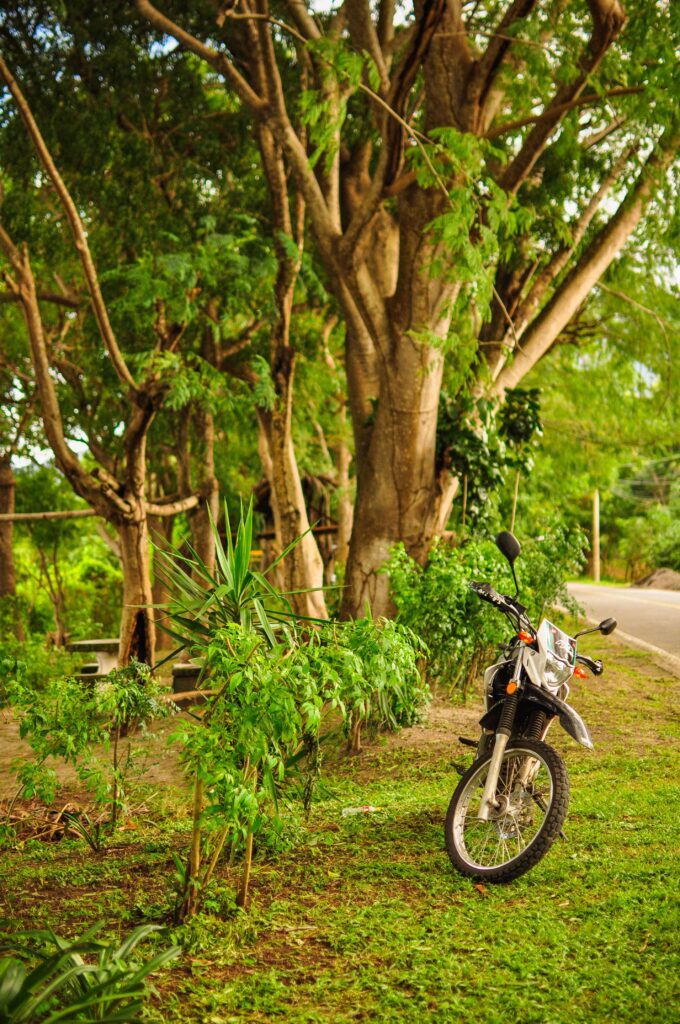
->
[341,332,445,618]
[340,185,455,618]
[117,514,155,667]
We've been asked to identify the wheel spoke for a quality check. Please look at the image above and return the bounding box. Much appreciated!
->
[450,744,559,872]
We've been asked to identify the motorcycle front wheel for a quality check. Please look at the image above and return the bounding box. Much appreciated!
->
[444,739,569,883]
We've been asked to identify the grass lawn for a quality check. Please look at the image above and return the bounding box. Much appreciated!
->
[1,629,679,1023]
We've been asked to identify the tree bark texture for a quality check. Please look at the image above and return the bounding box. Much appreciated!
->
[0,454,17,600]
[258,405,327,619]
[187,409,220,574]
[117,515,156,667]
[149,512,174,651]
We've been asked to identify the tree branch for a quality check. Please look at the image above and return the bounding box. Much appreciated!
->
[0,289,80,308]
[497,0,627,194]
[0,508,97,522]
[146,493,200,516]
[490,142,637,369]
[492,129,679,395]
[472,0,538,126]
[486,86,642,140]
[135,0,266,113]
[0,227,130,517]
[345,0,390,94]
[282,0,321,41]
[0,57,138,393]
[582,114,627,150]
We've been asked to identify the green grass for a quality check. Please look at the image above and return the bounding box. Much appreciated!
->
[1,637,679,1023]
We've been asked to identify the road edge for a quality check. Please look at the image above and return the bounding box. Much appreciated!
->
[579,613,680,680]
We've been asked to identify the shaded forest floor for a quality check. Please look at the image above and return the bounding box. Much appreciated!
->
[1,629,679,1023]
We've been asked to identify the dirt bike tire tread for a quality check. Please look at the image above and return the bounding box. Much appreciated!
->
[444,738,570,883]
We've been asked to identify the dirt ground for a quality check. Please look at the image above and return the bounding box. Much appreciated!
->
[0,706,184,802]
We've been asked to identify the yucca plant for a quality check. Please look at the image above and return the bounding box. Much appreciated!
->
[0,922,179,1023]
[155,498,307,662]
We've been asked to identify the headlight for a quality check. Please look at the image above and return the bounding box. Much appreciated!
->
[542,652,573,691]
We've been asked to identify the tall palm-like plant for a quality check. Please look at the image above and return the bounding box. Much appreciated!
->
[155,498,309,660]
[155,498,313,920]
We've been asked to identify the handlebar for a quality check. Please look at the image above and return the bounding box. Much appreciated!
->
[469,581,506,607]
[471,581,607,679]
[469,581,529,623]
[576,654,604,676]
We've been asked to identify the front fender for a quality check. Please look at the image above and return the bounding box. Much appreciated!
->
[479,683,594,749]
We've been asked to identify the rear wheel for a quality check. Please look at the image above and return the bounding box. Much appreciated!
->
[444,739,569,883]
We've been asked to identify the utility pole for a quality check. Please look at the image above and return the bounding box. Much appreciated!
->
[592,489,601,582]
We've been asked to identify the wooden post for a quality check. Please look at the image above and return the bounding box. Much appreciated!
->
[510,469,520,533]
[592,489,600,582]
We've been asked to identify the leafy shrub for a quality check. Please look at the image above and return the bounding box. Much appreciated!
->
[388,521,587,693]
[170,616,426,919]
[7,661,174,824]
[0,921,179,1023]
[314,618,428,747]
[160,500,427,918]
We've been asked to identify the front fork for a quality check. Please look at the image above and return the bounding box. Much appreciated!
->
[477,692,519,821]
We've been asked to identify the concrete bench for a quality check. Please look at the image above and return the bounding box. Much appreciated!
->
[67,639,119,680]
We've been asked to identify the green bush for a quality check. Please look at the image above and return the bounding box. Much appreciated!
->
[387,522,587,694]
[0,642,76,707]
[7,661,174,824]
[160,499,428,918]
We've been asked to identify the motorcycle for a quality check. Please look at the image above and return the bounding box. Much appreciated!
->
[444,530,616,882]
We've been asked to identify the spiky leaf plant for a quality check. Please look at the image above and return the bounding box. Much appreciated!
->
[0,922,179,1023]
[155,498,308,663]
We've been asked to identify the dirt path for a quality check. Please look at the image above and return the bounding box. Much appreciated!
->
[0,688,481,803]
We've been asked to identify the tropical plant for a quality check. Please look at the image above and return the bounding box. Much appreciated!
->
[161,501,427,919]
[155,498,300,658]
[0,922,179,1023]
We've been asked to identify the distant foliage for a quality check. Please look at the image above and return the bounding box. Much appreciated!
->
[388,522,587,694]
[437,388,542,529]
[0,623,77,706]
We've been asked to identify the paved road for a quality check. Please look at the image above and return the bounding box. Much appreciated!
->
[567,583,680,659]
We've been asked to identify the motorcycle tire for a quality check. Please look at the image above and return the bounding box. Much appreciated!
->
[444,738,569,883]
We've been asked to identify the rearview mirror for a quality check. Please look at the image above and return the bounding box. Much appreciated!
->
[599,618,617,636]
[496,531,521,565]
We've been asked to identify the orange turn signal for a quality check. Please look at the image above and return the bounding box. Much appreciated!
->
[518,631,534,644]
[506,681,518,694]
[573,666,588,679]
